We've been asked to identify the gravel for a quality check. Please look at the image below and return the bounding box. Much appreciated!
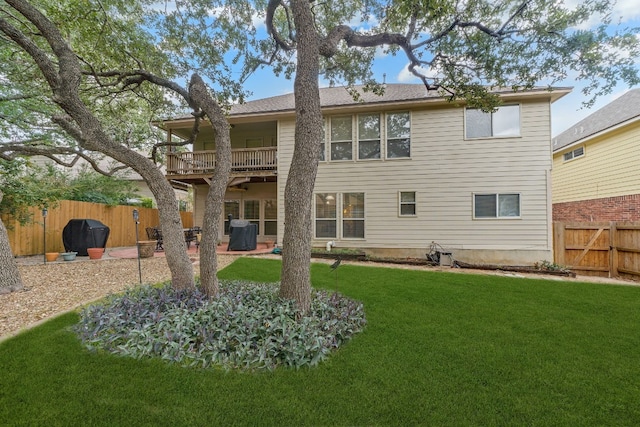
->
[1,255,235,340]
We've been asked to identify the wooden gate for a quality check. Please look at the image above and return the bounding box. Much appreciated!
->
[553,221,640,280]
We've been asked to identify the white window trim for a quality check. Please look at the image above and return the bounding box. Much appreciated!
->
[472,192,522,220]
[464,104,522,140]
[314,192,366,240]
[562,146,585,162]
[314,193,338,239]
[324,112,412,162]
[357,113,382,161]
[330,116,354,162]
[385,111,412,160]
[398,191,417,217]
[342,192,366,240]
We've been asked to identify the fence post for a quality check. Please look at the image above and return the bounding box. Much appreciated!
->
[553,222,565,266]
[610,221,618,278]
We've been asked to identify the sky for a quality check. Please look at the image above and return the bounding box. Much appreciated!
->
[238,0,640,138]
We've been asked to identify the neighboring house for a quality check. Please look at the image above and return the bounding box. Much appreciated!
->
[160,84,569,265]
[552,89,640,222]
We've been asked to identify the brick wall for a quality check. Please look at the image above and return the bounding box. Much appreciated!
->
[553,193,640,222]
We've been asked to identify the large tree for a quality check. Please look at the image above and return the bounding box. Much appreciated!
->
[0,190,22,294]
[0,0,256,295]
[264,0,640,313]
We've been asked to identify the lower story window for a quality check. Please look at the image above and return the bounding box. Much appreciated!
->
[474,193,520,218]
[315,193,337,238]
[264,200,277,235]
[343,193,365,238]
[399,191,416,216]
[315,192,366,238]
[224,200,240,234]
[244,200,260,234]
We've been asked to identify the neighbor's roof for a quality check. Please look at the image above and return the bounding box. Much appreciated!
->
[553,88,640,152]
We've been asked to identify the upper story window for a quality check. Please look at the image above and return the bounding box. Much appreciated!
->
[386,112,411,158]
[474,193,521,219]
[358,114,381,160]
[563,146,585,162]
[466,105,520,139]
[323,112,411,162]
[330,116,353,161]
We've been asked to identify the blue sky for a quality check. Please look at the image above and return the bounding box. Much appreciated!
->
[239,1,640,137]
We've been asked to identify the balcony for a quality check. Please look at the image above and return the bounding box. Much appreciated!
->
[166,147,277,185]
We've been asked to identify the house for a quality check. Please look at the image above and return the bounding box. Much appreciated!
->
[160,84,569,265]
[552,88,640,222]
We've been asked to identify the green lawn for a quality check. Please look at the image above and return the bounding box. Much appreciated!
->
[2,258,640,426]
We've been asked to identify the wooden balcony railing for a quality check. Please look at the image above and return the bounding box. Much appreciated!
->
[166,147,277,175]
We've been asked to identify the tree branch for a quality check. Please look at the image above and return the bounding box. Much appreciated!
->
[266,0,295,51]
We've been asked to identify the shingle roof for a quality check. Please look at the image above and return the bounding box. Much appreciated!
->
[552,88,640,152]
[229,84,433,115]
[228,83,562,116]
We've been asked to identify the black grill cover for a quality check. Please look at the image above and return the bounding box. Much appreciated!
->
[227,219,257,251]
[62,219,110,256]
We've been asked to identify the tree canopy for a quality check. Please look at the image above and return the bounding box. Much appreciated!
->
[260,0,639,107]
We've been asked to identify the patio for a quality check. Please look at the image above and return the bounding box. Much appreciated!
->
[108,242,275,259]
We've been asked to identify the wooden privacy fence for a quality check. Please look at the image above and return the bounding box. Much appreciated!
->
[553,221,640,280]
[4,200,193,256]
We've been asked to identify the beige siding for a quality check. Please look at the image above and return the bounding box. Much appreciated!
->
[276,119,295,242]
[552,122,640,203]
[193,183,277,241]
[276,101,553,258]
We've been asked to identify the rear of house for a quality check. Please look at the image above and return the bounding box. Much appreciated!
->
[162,84,569,265]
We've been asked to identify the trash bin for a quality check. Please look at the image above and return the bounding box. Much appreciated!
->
[227,219,257,251]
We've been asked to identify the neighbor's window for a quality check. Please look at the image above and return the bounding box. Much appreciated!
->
[315,193,337,238]
[343,193,365,238]
[386,112,411,158]
[358,113,381,160]
[563,146,585,162]
[474,193,521,218]
[264,199,277,236]
[330,116,353,161]
[466,105,520,138]
[399,191,416,216]
[224,200,240,234]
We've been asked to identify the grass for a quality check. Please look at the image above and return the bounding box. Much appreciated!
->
[2,258,640,426]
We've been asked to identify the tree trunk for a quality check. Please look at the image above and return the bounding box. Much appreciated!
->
[0,191,24,294]
[279,0,323,314]
[189,75,232,297]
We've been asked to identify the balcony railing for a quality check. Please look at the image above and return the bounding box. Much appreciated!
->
[166,147,277,175]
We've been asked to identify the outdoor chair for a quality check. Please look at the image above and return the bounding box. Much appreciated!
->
[146,227,163,251]
[184,228,196,248]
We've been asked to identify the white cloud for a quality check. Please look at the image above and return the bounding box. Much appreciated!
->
[564,0,640,29]
[396,63,429,83]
